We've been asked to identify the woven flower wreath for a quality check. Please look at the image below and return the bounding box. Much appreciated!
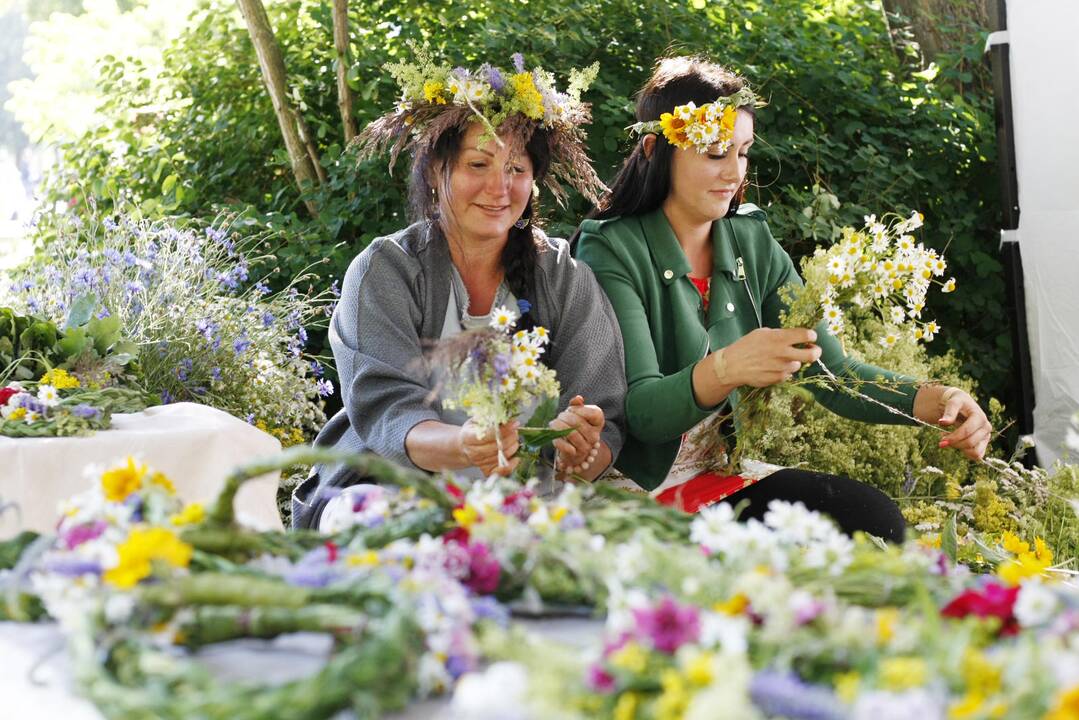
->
[357,46,606,205]
[627,86,764,154]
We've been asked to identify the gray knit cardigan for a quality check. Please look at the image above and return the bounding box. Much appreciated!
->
[292,222,627,528]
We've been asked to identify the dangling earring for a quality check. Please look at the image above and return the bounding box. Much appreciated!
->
[514,215,531,229]
[430,187,441,220]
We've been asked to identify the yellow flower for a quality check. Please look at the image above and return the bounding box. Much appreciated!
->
[7,407,26,421]
[423,80,447,104]
[551,506,568,523]
[950,692,986,719]
[681,650,715,686]
[656,669,689,720]
[1035,537,1054,564]
[876,607,899,644]
[609,641,648,674]
[834,671,860,703]
[510,72,545,120]
[613,692,639,720]
[101,456,148,502]
[1045,686,1079,720]
[1001,531,1030,555]
[714,593,749,616]
[961,649,1001,698]
[104,527,193,589]
[347,550,380,566]
[452,504,480,529]
[170,503,205,526]
[879,657,927,690]
[39,368,80,389]
[149,471,176,495]
[998,551,1052,586]
[659,112,690,149]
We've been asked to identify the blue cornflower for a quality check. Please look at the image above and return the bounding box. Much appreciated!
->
[517,298,531,315]
[103,217,117,232]
[210,366,221,382]
[296,326,308,345]
[233,335,251,355]
[205,227,227,244]
[485,65,506,93]
[27,298,41,313]
[160,389,174,404]
[253,280,271,297]
[195,318,220,347]
[122,250,139,267]
[492,353,510,379]
[103,248,123,265]
[310,360,323,377]
[329,279,341,298]
[96,307,111,319]
[245,413,255,424]
[175,358,193,382]
[72,267,96,290]
[124,280,144,297]
[315,379,335,397]
[261,311,275,328]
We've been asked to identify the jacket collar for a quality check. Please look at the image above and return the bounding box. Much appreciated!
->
[639,209,739,285]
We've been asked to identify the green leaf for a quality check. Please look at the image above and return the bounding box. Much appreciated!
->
[942,514,959,564]
[524,395,558,429]
[65,294,97,329]
[87,314,123,355]
[519,426,573,450]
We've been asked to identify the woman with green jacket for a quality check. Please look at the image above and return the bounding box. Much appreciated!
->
[574,56,991,541]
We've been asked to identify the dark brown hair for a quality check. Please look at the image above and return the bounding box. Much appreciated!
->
[409,121,552,329]
[576,56,755,235]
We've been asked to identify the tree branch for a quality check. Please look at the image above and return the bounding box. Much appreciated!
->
[332,0,357,143]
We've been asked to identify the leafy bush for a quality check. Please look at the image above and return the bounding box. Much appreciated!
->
[3,210,334,443]
[27,0,1007,405]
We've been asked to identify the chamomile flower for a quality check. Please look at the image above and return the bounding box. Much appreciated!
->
[490,305,519,332]
[942,277,956,293]
[889,306,906,324]
[37,384,61,407]
[879,331,900,348]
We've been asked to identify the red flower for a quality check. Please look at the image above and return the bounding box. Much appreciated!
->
[324,540,339,564]
[0,387,19,406]
[442,526,471,545]
[941,582,1020,636]
[445,481,464,501]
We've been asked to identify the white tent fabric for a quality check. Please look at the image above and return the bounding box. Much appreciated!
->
[1006,0,1079,466]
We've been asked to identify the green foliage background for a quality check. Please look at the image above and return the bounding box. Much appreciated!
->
[32,0,1008,412]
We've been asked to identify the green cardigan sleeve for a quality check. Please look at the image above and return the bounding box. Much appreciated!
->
[576,225,714,444]
[757,224,920,425]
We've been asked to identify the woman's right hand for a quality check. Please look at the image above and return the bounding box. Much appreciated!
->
[458,419,520,477]
[718,327,822,388]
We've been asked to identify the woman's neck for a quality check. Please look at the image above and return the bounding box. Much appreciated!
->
[442,223,506,315]
[661,198,712,277]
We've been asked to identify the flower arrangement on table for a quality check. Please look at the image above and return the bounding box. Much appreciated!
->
[0,304,153,437]
[3,210,334,443]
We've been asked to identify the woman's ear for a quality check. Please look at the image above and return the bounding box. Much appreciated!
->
[642,133,657,160]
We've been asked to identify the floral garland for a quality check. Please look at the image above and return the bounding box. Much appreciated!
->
[627,87,763,153]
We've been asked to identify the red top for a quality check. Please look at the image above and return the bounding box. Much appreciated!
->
[688,275,710,311]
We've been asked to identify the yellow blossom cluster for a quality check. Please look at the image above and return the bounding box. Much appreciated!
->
[997,531,1053,585]
[103,527,192,589]
[39,368,81,389]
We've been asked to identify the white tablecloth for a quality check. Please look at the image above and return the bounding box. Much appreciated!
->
[0,402,284,538]
[0,618,604,719]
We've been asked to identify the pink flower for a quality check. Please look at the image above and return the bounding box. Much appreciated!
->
[633,595,701,654]
[446,539,501,595]
[941,582,1020,636]
[587,663,615,693]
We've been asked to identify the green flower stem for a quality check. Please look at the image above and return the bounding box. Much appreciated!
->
[178,604,369,648]
[139,573,312,609]
[206,445,455,529]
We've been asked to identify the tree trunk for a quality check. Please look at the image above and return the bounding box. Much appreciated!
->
[883,0,991,61]
[235,0,321,216]
[332,0,357,143]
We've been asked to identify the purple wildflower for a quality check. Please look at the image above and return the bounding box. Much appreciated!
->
[96,307,110,320]
[245,413,255,424]
[176,357,193,381]
[512,52,525,73]
[485,65,506,92]
[491,353,510,380]
[61,520,107,549]
[748,671,847,720]
[285,545,343,588]
[42,557,103,577]
[210,366,221,382]
[297,326,308,345]
[103,248,123,265]
[310,360,324,377]
[458,540,501,595]
[122,250,139,266]
[329,279,341,298]
[160,389,174,404]
[233,335,251,355]
[72,267,97,291]
[70,404,100,419]
[315,379,335,397]
[633,595,700,654]
[261,311,275,328]
[253,280,271,296]
[470,595,510,626]
[446,653,475,679]
[103,217,118,232]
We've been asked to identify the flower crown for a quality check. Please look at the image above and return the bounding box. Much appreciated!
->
[357,46,605,204]
[627,87,763,153]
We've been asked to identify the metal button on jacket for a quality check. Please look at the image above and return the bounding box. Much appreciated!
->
[726,302,735,312]
[663,269,674,280]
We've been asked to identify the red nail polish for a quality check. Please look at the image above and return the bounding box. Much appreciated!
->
[939,440,949,447]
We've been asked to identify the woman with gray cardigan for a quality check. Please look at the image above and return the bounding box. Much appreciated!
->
[292,56,626,530]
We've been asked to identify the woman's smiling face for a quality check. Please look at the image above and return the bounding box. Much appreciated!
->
[440,122,534,245]
[665,109,754,224]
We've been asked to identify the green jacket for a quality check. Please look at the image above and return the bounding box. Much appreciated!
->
[575,205,919,491]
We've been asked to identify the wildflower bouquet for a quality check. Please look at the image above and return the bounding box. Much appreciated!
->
[782,210,952,348]
[3,210,334,442]
[0,304,152,437]
[438,303,571,475]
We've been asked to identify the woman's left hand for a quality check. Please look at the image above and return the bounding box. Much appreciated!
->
[917,385,992,461]
[550,395,604,475]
